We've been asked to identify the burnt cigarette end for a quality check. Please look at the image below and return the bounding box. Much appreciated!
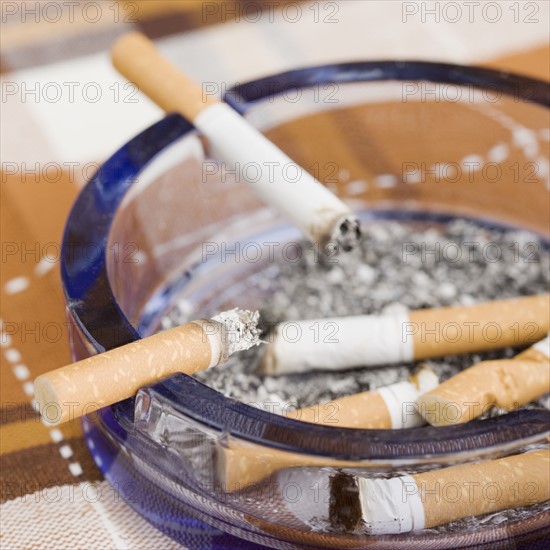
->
[329,472,362,532]
[333,215,362,252]
[212,309,262,356]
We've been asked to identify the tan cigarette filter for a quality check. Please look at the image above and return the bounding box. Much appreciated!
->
[34,310,260,426]
[356,449,549,534]
[413,449,550,529]
[218,366,438,491]
[417,335,550,426]
[111,32,218,120]
[295,392,392,429]
[35,321,215,426]
[218,440,353,492]
[410,293,549,359]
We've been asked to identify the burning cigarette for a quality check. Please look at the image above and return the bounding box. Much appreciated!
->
[330,449,549,534]
[417,334,550,426]
[260,294,550,375]
[216,366,438,491]
[34,309,261,426]
[111,32,361,251]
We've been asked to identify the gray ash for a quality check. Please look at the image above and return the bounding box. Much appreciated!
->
[161,219,549,412]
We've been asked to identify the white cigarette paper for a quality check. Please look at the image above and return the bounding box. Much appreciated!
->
[194,103,360,250]
[378,365,439,428]
[261,312,412,375]
[358,475,425,534]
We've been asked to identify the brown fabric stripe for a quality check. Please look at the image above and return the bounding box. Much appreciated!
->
[1,421,52,455]
[0,25,136,74]
[0,413,84,451]
[0,403,40,426]
[137,0,307,38]
[137,10,201,39]
[0,0,309,73]
[0,438,102,504]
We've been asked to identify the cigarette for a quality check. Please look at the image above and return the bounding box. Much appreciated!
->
[259,294,550,375]
[111,33,361,251]
[330,449,550,534]
[34,309,260,426]
[416,334,550,426]
[295,364,438,429]
[217,366,438,491]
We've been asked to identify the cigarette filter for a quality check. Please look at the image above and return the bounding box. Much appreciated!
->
[34,309,260,426]
[111,32,360,251]
[417,334,550,426]
[331,449,549,534]
[260,294,550,375]
[217,366,438,491]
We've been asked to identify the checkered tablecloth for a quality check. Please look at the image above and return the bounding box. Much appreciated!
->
[1,1,548,548]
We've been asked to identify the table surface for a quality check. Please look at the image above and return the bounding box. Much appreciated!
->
[1,1,549,548]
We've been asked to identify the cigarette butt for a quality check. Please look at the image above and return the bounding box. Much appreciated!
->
[111,33,360,250]
[414,449,550,530]
[34,309,260,426]
[333,449,549,534]
[260,294,550,375]
[217,366,438,491]
[417,334,550,426]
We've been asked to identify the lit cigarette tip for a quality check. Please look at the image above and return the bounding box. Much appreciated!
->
[332,214,362,252]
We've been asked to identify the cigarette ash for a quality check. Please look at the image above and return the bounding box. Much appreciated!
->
[162,219,549,413]
[332,214,362,252]
[212,308,262,355]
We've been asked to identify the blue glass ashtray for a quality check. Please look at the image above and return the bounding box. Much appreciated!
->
[63,62,550,549]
